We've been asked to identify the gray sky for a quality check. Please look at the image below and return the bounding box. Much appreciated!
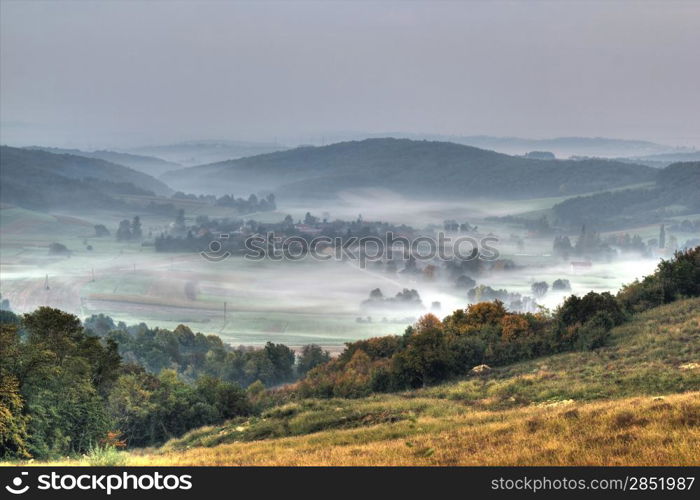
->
[1,0,699,149]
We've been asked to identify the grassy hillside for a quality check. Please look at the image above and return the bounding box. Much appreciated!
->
[163,138,655,198]
[126,392,700,466]
[25,297,700,466]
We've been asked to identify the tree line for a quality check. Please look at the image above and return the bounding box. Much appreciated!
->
[0,310,329,460]
[296,247,700,398]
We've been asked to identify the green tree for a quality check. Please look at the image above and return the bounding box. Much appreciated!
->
[0,374,30,459]
[116,219,132,241]
[264,342,295,383]
[11,309,115,457]
[531,281,549,298]
[392,315,454,388]
[174,209,186,232]
[297,344,331,377]
[131,216,143,239]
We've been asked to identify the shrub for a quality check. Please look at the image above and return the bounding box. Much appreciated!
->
[86,444,127,466]
[552,279,571,291]
[557,291,625,327]
[574,311,614,350]
[618,247,700,312]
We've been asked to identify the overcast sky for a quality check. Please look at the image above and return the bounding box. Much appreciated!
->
[1,0,699,149]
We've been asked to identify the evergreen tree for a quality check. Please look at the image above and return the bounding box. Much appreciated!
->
[131,216,143,239]
[174,209,186,232]
[116,219,132,241]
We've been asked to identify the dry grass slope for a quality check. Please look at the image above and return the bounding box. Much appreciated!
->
[129,391,700,466]
[27,392,700,466]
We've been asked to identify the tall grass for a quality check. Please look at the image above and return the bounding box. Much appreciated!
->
[112,392,700,466]
[85,445,127,467]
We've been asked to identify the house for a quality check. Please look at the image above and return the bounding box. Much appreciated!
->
[294,224,322,235]
[570,260,593,274]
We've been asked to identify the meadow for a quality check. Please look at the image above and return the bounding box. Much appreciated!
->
[0,187,684,349]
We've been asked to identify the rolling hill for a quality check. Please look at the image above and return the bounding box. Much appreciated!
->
[25,146,183,177]
[163,138,656,199]
[618,151,700,168]
[0,146,173,210]
[321,133,682,158]
[127,140,288,167]
[447,135,681,158]
[20,297,700,466]
[552,161,700,229]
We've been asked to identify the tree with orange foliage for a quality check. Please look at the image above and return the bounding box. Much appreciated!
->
[414,313,443,333]
[334,350,373,397]
[443,301,507,334]
[500,314,531,343]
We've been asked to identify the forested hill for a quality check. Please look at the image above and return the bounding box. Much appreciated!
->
[163,138,655,198]
[129,140,288,167]
[25,146,182,177]
[0,146,173,210]
[552,161,700,229]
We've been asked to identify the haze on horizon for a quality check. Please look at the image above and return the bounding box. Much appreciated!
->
[1,0,699,150]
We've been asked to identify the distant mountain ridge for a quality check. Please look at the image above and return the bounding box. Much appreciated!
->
[24,146,183,177]
[428,135,679,158]
[616,151,700,168]
[0,146,172,210]
[163,138,656,199]
[125,140,289,167]
[310,133,686,158]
